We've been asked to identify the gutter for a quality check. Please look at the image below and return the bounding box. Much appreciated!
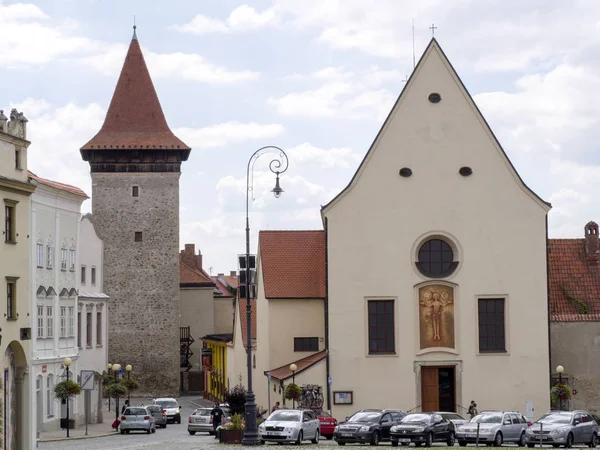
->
[324,217,332,411]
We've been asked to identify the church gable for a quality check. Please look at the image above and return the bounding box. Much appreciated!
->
[322,39,549,216]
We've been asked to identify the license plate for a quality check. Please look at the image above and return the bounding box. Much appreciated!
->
[341,433,353,437]
[267,432,280,436]
[399,438,411,443]
[194,418,203,423]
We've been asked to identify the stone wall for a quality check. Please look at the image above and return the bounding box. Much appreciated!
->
[91,172,181,397]
[551,322,600,415]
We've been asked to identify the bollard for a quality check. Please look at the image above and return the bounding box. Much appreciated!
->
[476,423,480,447]
[539,423,543,448]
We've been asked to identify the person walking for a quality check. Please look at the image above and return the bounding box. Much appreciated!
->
[210,403,224,440]
[121,399,129,415]
[468,400,478,419]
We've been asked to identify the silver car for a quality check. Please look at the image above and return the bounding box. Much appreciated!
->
[456,411,529,446]
[258,409,321,444]
[525,410,599,448]
[435,412,468,428]
[153,397,181,423]
[120,406,156,434]
[147,404,167,428]
[188,408,215,435]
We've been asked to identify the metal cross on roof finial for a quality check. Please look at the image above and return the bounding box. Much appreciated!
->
[402,75,409,83]
[429,23,437,37]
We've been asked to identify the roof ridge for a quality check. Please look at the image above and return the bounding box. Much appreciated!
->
[28,171,88,198]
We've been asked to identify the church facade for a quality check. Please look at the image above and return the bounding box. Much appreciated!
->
[79,28,190,396]
[322,39,551,418]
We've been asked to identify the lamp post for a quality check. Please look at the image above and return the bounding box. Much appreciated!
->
[289,363,298,409]
[242,146,289,446]
[107,363,112,411]
[64,357,72,438]
[126,364,132,402]
[112,363,121,425]
[556,365,564,411]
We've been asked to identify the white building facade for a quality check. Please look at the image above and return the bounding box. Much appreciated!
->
[76,214,109,426]
[29,172,88,436]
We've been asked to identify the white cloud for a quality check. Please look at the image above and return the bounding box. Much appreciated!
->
[171,5,277,35]
[269,66,401,120]
[287,142,361,168]
[174,122,285,150]
[0,3,48,21]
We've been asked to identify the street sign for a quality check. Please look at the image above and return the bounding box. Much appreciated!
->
[81,370,96,391]
[328,376,332,386]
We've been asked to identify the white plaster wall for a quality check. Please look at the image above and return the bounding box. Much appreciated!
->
[181,286,214,366]
[323,42,550,419]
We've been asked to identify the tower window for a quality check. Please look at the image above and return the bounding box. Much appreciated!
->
[132,186,139,197]
[15,149,21,169]
[135,232,143,242]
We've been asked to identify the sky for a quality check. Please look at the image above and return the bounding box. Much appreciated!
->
[2,0,600,274]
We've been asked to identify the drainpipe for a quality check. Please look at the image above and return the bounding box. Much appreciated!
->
[324,218,332,412]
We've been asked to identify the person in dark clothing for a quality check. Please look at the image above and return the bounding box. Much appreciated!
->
[121,399,130,415]
[468,400,478,419]
[211,403,224,439]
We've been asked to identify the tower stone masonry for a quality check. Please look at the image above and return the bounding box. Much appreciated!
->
[80,27,190,396]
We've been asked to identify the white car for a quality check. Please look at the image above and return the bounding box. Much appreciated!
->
[153,398,181,424]
[258,409,321,445]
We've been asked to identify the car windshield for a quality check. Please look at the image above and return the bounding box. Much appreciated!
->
[319,412,331,418]
[269,411,301,422]
[156,400,178,408]
[537,414,572,425]
[125,408,147,415]
[441,413,465,421]
[402,414,431,423]
[471,414,502,424]
[194,409,211,416]
[147,406,161,413]
[348,412,382,423]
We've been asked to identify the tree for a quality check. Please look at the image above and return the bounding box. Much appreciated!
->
[54,380,82,401]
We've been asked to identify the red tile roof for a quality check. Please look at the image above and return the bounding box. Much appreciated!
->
[548,237,600,322]
[238,297,256,348]
[265,350,327,381]
[180,261,214,285]
[220,274,239,289]
[259,230,326,299]
[81,33,190,152]
[212,276,233,298]
[28,171,88,198]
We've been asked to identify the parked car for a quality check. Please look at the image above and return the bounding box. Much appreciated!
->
[435,411,468,428]
[390,412,455,447]
[153,398,181,424]
[456,411,529,446]
[146,404,167,428]
[258,409,321,444]
[318,411,338,440]
[188,408,215,435]
[334,410,403,445]
[525,410,599,448]
[120,406,156,434]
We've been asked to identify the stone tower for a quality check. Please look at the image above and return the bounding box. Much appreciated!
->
[80,28,190,396]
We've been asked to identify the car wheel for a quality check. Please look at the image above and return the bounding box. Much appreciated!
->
[296,430,303,445]
[459,440,467,447]
[415,443,423,447]
[519,432,527,447]
[337,443,346,446]
[392,441,399,447]
[189,431,196,435]
[566,433,574,448]
[527,444,535,448]
[553,445,561,448]
[312,430,320,444]
[120,429,125,435]
[447,432,456,446]
[371,431,380,446]
[494,432,503,447]
[425,432,433,447]
[326,435,333,440]
[590,432,598,448]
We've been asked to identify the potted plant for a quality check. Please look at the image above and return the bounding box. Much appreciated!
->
[54,380,81,429]
[219,413,245,443]
[122,377,139,396]
[551,383,572,404]
[284,383,302,401]
[223,384,247,416]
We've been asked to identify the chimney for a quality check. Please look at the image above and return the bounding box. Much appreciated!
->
[584,221,599,264]
[195,253,203,271]
[181,244,196,268]
[230,271,237,277]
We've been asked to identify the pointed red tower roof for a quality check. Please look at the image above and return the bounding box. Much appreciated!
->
[81,28,190,154]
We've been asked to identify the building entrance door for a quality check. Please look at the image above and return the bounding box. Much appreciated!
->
[421,366,456,412]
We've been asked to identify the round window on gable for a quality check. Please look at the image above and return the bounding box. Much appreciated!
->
[428,93,442,103]
[415,238,458,278]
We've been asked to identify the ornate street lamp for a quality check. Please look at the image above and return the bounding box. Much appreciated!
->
[556,365,565,411]
[126,364,132,402]
[107,363,112,411]
[64,357,72,438]
[289,363,298,409]
[242,146,289,446]
[112,363,121,424]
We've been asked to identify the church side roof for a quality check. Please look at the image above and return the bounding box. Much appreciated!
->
[28,171,88,198]
[259,230,326,299]
[80,29,190,152]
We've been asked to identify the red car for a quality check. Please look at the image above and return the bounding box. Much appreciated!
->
[318,411,338,440]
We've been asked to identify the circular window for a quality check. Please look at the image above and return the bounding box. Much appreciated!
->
[416,239,458,278]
